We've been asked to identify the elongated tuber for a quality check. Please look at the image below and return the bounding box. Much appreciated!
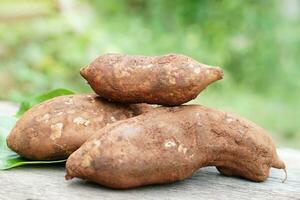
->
[7,94,152,160]
[80,54,223,106]
[65,105,285,189]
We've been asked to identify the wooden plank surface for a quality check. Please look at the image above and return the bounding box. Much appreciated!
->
[0,102,299,200]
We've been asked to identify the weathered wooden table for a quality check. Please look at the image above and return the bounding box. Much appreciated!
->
[1,102,299,200]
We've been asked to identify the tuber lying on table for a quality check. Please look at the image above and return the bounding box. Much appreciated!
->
[80,53,223,106]
[65,105,286,189]
[7,94,152,160]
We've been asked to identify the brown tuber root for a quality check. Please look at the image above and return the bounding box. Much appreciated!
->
[217,152,286,182]
[7,94,153,160]
[65,105,285,189]
[80,53,223,106]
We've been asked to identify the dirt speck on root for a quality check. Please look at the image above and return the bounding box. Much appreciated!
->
[50,123,64,140]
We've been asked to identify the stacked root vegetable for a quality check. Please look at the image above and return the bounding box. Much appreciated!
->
[7,54,286,189]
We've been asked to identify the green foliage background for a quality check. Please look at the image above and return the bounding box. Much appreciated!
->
[0,0,299,147]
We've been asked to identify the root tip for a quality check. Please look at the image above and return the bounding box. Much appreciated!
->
[65,174,73,181]
[282,168,287,183]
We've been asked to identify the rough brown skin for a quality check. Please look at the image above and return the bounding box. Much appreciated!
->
[65,105,285,189]
[7,94,152,160]
[80,54,223,106]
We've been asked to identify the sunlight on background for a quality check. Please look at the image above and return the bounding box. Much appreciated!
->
[0,0,299,148]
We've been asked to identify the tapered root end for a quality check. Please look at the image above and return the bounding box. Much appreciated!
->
[214,67,224,80]
[65,174,73,181]
[203,64,224,79]
[203,66,224,86]
[282,168,287,183]
[272,158,286,169]
[272,158,287,183]
[80,65,89,79]
[65,160,75,181]
[65,167,75,181]
[6,130,20,154]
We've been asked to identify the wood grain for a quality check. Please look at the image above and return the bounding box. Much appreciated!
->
[0,102,299,200]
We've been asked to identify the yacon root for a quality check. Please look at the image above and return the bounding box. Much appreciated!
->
[80,53,223,106]
[65,105,286,189]
[7,94,152,160]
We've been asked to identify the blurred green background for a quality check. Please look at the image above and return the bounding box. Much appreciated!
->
[0,0,299,148]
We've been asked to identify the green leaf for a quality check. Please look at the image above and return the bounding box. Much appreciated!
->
[16,88,75,117]
[1,88,74,170]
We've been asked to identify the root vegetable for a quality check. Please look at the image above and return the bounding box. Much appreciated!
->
[7,94,152,160]
[65,105,285,189]
[80,54,223,106]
